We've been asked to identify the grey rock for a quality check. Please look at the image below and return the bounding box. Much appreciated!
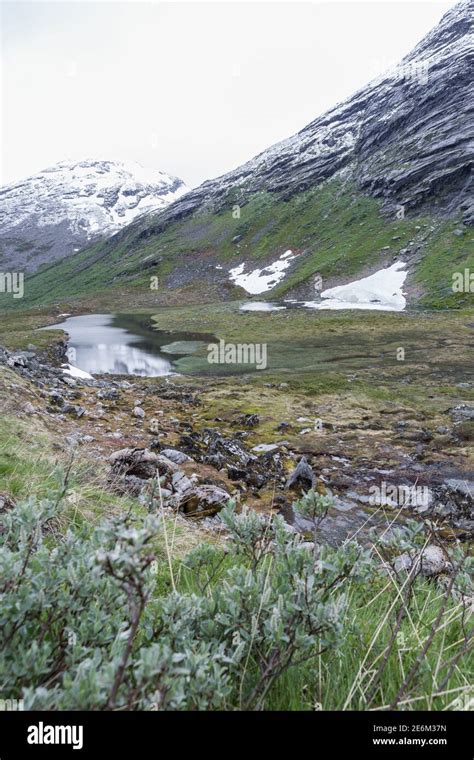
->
[109,447,172,480]
[171,471,194,493]
[450,404,474,422]
[62,404,86,418]
[161,448,194,464]
[97,388,119,400]
[172,484,231,517]
[394,545,452,577]
[236,413,260,428]
[286,457,317,492]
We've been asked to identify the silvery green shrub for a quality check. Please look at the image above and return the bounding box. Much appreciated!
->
[1,495,376,710]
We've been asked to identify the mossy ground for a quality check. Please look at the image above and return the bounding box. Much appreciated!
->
[1,302,472,519]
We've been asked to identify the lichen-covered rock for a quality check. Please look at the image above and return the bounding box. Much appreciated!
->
[172,484,231,517]
[178,428,284,491]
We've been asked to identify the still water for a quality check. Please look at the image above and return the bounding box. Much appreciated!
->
[43,313,214,377]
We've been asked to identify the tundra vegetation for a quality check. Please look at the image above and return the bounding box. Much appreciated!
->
[1,474,472,711]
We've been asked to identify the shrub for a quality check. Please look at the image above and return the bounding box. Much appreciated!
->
[0,492,471,710]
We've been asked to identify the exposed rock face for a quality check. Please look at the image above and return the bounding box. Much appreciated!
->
[142,1,472,230]
[0,159,189,272]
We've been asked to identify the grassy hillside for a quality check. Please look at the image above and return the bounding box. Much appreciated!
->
[2,179,472,313]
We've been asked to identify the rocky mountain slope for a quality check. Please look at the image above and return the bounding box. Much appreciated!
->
[158,0,472,225]
[2,0,473,310]
[0,159,189,272]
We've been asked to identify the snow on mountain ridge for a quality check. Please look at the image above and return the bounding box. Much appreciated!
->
[0,159,189,271]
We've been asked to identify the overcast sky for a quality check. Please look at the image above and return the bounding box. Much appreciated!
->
[1,0,455,188]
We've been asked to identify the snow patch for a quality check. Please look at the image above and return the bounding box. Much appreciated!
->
[61,363,93,380]
[229,250,296,295]
[303,261,408,311]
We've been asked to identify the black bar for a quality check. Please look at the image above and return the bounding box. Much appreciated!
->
[0,710,470,757]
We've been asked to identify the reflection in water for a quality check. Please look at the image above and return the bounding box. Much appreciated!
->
[84,341,171,376]
[42,314,211,378]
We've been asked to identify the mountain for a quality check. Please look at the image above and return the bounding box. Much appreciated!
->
[4,0,473,310]
[160,0,472,223]
[0,159,189,272]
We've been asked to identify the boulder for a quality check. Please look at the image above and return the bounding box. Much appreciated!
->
[97,388,119,401]
[236,413,259,428]
[109,448,178,481]
[173,484,231,517]
[286,456,317,492]
[394,545,452,577]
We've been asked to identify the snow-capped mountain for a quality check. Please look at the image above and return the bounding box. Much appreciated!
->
[0,159,189,271]
[4,0,472,312]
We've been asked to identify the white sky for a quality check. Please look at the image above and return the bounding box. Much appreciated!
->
[1,0,455,187]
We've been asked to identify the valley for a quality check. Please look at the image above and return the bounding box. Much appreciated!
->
[1,302,472,533]
[0,0,472,715]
